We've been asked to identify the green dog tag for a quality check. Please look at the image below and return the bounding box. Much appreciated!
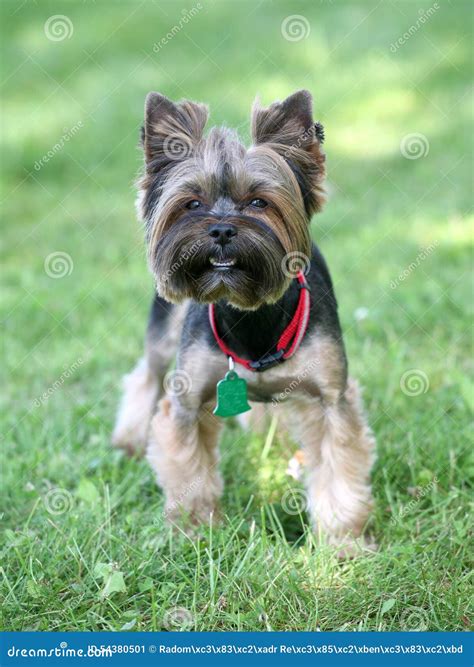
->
[213,370,251,418]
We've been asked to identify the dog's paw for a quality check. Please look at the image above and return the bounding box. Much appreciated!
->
[163,504,222,537]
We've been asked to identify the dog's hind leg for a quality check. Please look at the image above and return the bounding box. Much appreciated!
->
[112,295,187,455]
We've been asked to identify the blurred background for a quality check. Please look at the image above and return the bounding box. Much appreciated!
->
[2,0,472,631]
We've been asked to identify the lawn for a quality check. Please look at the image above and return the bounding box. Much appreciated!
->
[1,0,472,632]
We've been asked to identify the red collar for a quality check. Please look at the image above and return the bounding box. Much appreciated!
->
[208,271,311,372]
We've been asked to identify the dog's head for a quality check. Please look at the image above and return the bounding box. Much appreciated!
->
[137,90,325,310]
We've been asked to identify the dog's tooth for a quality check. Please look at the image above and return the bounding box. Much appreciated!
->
[210,258,235,267]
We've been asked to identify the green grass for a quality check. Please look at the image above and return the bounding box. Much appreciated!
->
[1,0,472,632]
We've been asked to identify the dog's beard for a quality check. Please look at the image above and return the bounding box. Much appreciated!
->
[150,215,291,310]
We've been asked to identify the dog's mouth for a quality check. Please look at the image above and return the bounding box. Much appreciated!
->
[209,257,237,270]
[151,213,293,308]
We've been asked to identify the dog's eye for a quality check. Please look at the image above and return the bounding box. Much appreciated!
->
[249,198,268,209]
[185,200,202,210]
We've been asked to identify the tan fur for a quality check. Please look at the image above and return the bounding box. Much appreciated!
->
[289,380,376,548]
[112,303,188,454]
[144,136,311,270]
[144,331,376,548]
[251,90,326,215]
[140,92,323,304]
[147,339,225,524]
[148,399,223,524]
[115,90,376,551]
[237,403,269,434]
[112,357,160,455]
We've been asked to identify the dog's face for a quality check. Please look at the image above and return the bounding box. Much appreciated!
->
[137,90,326,310]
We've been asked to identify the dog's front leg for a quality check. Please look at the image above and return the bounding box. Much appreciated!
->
[293,379,376,553]
[148,396,223,526]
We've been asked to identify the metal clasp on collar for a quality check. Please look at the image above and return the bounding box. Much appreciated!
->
[249,349,285,372]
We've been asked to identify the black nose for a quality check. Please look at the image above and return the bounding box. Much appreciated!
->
[208,223,237,246]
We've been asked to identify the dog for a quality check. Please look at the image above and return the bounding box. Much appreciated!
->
[113,89,376,551]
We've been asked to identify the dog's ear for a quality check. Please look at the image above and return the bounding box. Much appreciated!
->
[143,92,209,172]
[251,90,326,214]
[251,89,324,151]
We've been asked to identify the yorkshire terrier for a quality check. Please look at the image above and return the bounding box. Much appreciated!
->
[113,90,376,550]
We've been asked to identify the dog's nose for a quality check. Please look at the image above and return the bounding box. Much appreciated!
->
[208,223,237,247]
